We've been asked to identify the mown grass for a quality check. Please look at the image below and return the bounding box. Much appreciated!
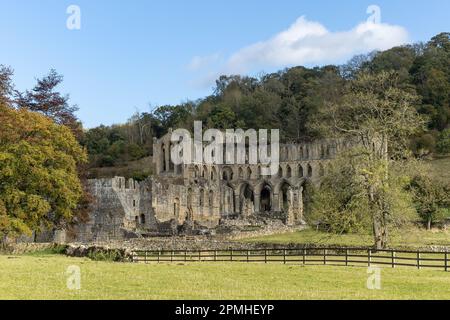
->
[242,228,450,248]
[0,254,449,300]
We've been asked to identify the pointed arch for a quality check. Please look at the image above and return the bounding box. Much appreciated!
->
[287,165,292,178]
[246,167,252,180]
[298,164,304,177]
[307,163,313,178]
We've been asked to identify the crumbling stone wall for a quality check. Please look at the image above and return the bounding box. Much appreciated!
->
[72,177,156,241]
[69,134,363,241]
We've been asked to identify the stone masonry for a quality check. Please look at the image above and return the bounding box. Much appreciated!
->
[70,132,363,241]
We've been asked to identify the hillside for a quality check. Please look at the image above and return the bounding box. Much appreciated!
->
[87,156,153,181]
[428,156,450,183]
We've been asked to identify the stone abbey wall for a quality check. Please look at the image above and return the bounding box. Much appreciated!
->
[71,132,361,241]
[149,131,361,229]
[73,177,154,241]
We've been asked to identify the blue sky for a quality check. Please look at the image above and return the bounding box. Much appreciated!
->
[0,0,448,128]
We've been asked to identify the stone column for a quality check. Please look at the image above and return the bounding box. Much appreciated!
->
[164,141,170,173]
[234,194,240,214]
[273,193,280,211]
[254,194,260,213]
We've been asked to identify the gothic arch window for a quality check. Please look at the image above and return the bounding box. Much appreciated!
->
[209,167,216,180]
[287,165,292,178]
[199,188,205,207]
[307,164,313,178]
[194,165,200,178]
[162,144,166,172]
[320,145,325,158]
[298,164,304,177]
[222,166,233,181]
[209,190,214,207]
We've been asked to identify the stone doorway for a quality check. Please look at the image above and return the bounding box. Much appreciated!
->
[260,184,272,212]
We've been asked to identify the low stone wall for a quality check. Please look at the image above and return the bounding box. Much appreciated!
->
[65,244,134,262]
[0,242,65,255]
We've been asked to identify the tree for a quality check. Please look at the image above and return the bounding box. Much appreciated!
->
[411,33,450,131]
[15,69,83,139]
[408,173,450,230]
[311,71,426,248]
[0,103,87,240]
[310,149,416,235]
[436,129,450,154]
[0,65,14,104]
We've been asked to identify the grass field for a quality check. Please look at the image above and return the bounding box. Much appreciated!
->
[242,228,450,248]
[1,254,449,300]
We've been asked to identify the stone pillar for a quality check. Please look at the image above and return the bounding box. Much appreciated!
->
[164,141,170,173]
[153,138,162,175]
[273,193,280,211]
[254,194,260,213]
[234,194,240,214]
[298,186,304,222]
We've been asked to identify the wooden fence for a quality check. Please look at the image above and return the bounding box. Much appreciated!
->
[132,247,449,271]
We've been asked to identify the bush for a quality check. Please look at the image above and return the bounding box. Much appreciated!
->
[436,129,450,154]
[131,170,151,182]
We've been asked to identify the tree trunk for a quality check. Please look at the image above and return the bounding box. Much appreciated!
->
[427,217,432,231]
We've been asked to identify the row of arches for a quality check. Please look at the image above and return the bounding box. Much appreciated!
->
[280,144,333,161]
[236,179,303,217]
[199,188,215,208]
[194,163,325,183]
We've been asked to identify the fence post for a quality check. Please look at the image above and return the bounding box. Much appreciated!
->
[264,250,267,264]
[417,251,420,270]
[214,250,217,262]
[368,249,371,267]
[171,250,173,262]
[345,249,348,266]
[198,250,201,262]
[323,249,327,265]
[144,251,147,264]
[283,250,286,264]
[445,251,448,272]
[157,250,160,263]
[392,250,395,268]
[302,249,306,265]
[247,250,249,263]
[230,249,233,262]
[184,250,187,262]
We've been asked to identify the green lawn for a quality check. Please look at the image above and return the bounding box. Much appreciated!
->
[242,228,450,248]
[1,254,449,299]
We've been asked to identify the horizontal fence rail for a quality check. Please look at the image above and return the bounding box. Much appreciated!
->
[131,247,449,271]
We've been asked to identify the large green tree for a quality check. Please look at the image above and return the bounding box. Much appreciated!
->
[0,104,87,240]
[408,172,450,230]
[311,71,426,248]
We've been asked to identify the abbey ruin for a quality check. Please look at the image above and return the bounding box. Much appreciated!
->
[72,131,359,242]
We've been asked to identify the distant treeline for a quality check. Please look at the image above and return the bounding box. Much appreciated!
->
[83,33,449,168]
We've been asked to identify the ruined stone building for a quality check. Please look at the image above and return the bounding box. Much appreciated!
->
[73,131,360,241]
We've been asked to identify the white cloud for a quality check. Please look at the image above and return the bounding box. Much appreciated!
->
[187,53,222,71]
[188,15,409,86]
